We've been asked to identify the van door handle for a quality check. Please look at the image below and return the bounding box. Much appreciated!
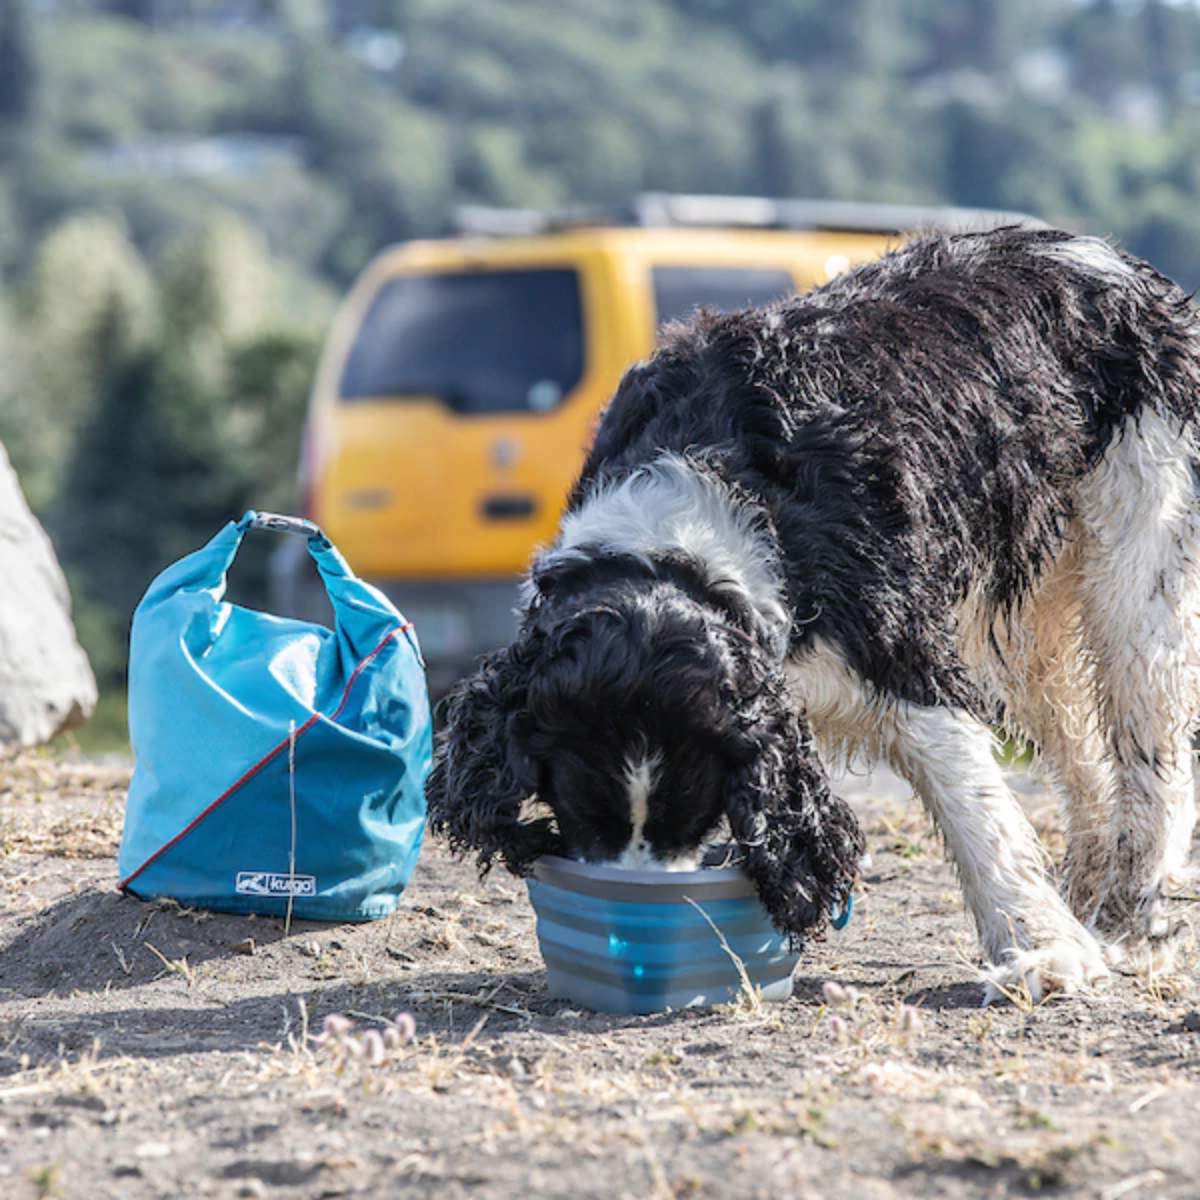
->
[481,494,538,520]
[343,488,393,510]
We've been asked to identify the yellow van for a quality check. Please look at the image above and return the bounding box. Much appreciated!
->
[280,195,1039,692]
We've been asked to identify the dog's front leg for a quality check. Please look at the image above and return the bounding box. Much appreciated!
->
[889,705,1110,1004]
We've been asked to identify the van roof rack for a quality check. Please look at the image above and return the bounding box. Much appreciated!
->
[632,193,1046,234]
[453,193,1045,238]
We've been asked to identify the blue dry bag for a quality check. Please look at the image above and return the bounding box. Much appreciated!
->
[118,512,431,921]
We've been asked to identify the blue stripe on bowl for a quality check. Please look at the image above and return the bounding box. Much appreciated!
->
[527,875,801,1014]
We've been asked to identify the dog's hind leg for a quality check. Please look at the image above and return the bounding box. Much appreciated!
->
[1075,412,1200,972]
[792,642,1109,1001]
[963,544,1116,924]
[887,704,1110,1003]
[1019,652,1115,925]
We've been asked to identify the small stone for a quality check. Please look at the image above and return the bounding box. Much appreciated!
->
[134,1141,172,1159]
[231,937,256,956]
[1180,1010,1200,1033]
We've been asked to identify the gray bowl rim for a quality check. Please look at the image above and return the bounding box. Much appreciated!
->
[531,853,757,903]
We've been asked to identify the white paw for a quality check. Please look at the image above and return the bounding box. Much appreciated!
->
[1103,918,1193,977]
[1095,887,1194,976]
[982,936,1111,1006]
[1165,861,1200,898]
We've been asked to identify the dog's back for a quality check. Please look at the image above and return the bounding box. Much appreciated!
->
[575,227,1200,713]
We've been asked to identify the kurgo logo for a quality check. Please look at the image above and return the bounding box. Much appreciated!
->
[235,871,317,897]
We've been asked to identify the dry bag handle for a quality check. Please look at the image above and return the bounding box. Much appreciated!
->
[241,511,331,549]
[228,510,402,646]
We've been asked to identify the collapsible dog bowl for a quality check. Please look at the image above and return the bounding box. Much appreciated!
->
[527,852,804,1015]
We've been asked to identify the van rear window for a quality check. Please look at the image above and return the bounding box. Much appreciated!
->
[339,268,584,413]
[652,266,796,327]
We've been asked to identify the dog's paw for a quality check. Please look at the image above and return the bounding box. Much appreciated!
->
[1166,861,1200,898]
[982,936,1111,1006]
[1094,888,1194,976]
[1102,915,1193,977]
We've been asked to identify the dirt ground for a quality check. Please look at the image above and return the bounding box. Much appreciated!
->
[3,752,1200,1199]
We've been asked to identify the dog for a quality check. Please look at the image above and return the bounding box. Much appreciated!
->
[426,225,1200,1002]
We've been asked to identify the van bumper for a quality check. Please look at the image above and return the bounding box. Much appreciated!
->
[269,539,522,697]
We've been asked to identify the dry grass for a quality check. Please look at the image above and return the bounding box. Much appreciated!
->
[683,896,766,1019]
[143,942,198,988]
[0,750,128,860]
[0,809,123,859]
[5,756,1200,1197]
[0,1040,125,1103]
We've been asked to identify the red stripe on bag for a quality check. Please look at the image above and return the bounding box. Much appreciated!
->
[118,624,413,893]
[330,624,411,720]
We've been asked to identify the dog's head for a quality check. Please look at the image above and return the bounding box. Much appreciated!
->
[425,572,863,939]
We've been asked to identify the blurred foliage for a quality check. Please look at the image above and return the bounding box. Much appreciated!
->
[0,0,37,123]
[10,214,152,510]
[0,208,320,688]
[1,0,1200,697]
[0,0,1198,278]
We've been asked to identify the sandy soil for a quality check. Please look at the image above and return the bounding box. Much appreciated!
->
[3,750,1200,1199]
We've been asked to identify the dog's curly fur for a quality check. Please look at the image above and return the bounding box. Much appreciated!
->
[427,226,1200,1001]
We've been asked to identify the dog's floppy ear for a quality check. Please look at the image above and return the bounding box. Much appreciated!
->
[425,637,560,876]
[724,682,863,939]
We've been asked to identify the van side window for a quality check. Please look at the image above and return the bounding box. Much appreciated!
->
[339,269,584,414]
[652,266,796,328]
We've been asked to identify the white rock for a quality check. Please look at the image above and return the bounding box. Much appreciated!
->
[0,441,97,746]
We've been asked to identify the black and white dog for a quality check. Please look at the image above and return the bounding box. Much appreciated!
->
[427,226,1200,1002]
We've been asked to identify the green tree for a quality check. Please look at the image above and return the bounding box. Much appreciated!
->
[52,326,254,684]
[40,209,323,682]
[228,329,320,516]
[156,215,277,384]
[102,0,158,24]
[3,213,151,511]
[0,0,37,123]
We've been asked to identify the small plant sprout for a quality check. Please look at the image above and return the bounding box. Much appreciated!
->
[897,1004,924,1046]
[311,1011,417,1070]
[361,1029,386,1067]
[322,1014,353,1038]
[143,942,197,988]
[383,1013,417,1048]
[821,981,861,1012]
